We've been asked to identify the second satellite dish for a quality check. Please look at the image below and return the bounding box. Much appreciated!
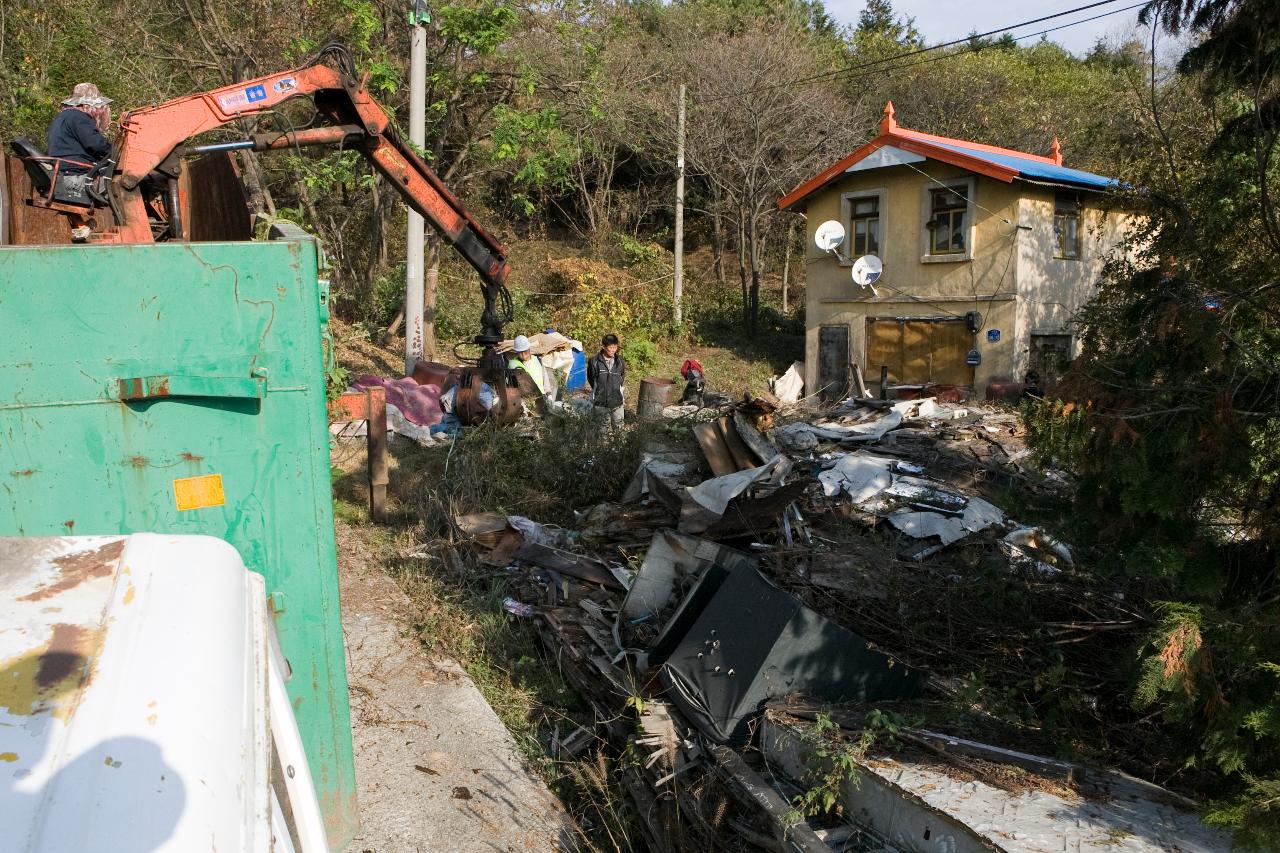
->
[852,255,883,287]
[814,220,846,252]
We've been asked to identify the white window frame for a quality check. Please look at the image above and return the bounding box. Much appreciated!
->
[839,188,885,267]
[920,176,976,263]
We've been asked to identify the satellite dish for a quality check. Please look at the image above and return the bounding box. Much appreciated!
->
[814,220,846,252]
[851,255,883,287]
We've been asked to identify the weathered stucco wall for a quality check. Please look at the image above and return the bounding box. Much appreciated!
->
[803,161,1024,390]
[1013,188,1133,378]
[801,158,1133,392]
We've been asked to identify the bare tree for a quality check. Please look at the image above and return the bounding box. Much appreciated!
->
[674,22,858,331]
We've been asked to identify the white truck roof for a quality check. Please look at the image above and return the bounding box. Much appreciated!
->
[1,534,278,852]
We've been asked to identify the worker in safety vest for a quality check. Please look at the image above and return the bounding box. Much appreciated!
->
[507,335,551,414]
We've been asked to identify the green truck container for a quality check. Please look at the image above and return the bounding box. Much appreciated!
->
[0,228,358,848]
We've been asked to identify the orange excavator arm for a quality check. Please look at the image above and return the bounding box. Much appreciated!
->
[107,45,510,339]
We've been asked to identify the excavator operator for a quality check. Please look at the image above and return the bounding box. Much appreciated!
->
[46,83,113,173]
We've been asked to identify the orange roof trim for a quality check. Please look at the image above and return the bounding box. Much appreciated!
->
[777,103,1067,211]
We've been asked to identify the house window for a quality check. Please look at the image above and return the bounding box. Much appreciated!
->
[840,191,884,263]
[850,197,879,257]
[928,186,968,255]
[1054,193,1081,259]
[1030,333,1073,388]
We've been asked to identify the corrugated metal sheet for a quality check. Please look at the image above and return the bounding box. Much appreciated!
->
[931,141,1115,189]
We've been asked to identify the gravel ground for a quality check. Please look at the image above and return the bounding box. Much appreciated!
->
[337,519,575,852]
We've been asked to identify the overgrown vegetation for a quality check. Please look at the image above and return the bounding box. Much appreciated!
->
[333,416,682,849]
[12,0,1280,843]
[1023,0,1280,845]
[787,710,905,820]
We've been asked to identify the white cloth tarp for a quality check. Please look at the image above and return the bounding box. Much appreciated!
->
[770,361,805,404]
[386,404,438,446]
[774,422,820,451]
[506,515,573,549]
[818,454,895,501]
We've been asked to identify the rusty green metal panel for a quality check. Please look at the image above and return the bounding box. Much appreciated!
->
[0,235,358,847]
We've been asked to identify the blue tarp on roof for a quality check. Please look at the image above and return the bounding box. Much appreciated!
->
[931,141,1116,189]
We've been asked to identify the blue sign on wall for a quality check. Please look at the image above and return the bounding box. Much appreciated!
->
[987,329,1001,343]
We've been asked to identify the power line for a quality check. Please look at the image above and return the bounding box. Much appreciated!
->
[702,0,1147,103]
[826,1,1150,92]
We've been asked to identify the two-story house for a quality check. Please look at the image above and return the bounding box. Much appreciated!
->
[777,103,1130,398]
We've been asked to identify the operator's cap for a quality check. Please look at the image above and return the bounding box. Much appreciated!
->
[513,335,531,353]
[62,83,113,108]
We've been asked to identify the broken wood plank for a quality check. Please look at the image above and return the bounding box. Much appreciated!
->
[708,745,830,853]
[703,481,808,538]
[516,541,625,590]
[733,411,779,464]
[693,420,738,477]
[718,416,757,471]
[481,529,524,567]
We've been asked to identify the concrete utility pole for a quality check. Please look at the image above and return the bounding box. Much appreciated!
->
[405,0,431,375]
[673,83,686,329]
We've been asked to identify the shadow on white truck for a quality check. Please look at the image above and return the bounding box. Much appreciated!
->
[2,534,329,852]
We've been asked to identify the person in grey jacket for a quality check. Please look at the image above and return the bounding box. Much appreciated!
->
[586,334,626,431]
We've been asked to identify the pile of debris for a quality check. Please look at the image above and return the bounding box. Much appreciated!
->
[444,381,1229,852]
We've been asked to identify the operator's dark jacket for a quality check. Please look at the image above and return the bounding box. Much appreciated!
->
[586,351,626,409]
[47,110,111,172]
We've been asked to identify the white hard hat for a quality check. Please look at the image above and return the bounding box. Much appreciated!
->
[513,335,531,353]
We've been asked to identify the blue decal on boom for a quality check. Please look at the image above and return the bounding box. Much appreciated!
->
[245,84,268,103]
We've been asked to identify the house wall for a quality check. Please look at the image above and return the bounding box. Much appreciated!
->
[803,161,1024,392]
[1013,188,1132,381]
[802,160,1135,394]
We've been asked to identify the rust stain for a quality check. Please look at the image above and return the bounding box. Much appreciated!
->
[11,469,34,477]
[123,584,136,605]
[180,452,204,463]
[147,714,157,727]
[0,622,104,718]
[128,455,149,468]
[147,700,157,708]
[63,519,75,533]
[0,752,18,762]
[18,540,123,602]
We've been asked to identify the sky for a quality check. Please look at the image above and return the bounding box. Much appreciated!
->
[822,0,1153,56]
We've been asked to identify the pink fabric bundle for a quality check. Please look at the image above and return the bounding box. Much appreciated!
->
[354,375,443,426]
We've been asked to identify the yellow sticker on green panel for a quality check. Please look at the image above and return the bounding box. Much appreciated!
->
[173,474,225,511]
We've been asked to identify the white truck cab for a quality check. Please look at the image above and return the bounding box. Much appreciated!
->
[1,534,329,852]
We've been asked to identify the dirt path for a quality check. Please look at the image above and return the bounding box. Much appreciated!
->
[337,519,574,852]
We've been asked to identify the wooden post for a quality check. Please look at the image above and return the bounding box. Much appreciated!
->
[366,387,389,522]
[879,365,889,400]
[781,217,794,314]
[673,83,686,329]
[853,362,869,398]
[337,388,390,522]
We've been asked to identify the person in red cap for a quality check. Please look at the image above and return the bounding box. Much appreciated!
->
[46,83,114,173]
[680,358,705,406]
